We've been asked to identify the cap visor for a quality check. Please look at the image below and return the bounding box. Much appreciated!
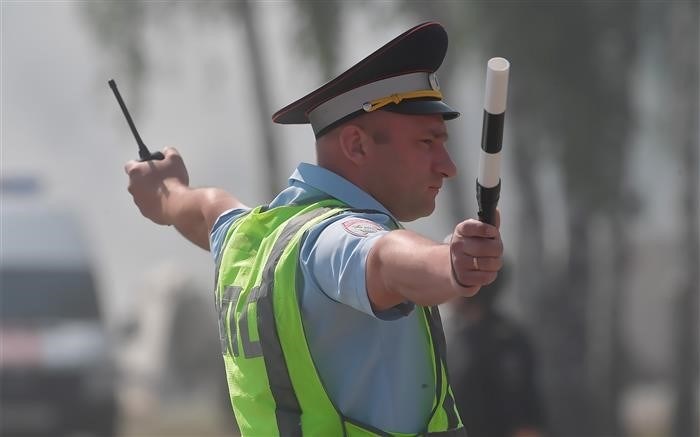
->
[382,100,460,120]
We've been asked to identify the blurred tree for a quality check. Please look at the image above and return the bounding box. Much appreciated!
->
[82,1,283,199]
[666,2,699,436]
[441,3,641,436]
[82,2,148,109]
[291,0,342,80]
[232,0,282,198]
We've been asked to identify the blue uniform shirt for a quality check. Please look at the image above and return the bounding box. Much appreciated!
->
[210,163,434,433]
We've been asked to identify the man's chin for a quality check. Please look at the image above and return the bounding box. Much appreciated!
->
[398,204,436,222]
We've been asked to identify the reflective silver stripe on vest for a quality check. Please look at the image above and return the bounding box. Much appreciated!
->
[423,306,461,432]
[239,286,263,358]
[442,389,459,431]
[255,207,342,436]
[219,285,242,357]
[429,306,460,430]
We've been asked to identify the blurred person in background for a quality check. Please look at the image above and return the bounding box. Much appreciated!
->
[124,22,503,436]
[446,264,546,437]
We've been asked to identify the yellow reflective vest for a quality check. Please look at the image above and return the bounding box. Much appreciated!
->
[214,199,464,436]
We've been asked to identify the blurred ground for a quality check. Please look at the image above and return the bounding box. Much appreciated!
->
[118,395,237,437]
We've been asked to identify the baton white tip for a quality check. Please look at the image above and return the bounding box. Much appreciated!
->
[487,57,510,72]
[484,57,510,115]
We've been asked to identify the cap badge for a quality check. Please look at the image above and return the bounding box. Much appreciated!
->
[429,73,440,91]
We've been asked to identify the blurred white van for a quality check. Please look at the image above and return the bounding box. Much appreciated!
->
[1,182,118,436]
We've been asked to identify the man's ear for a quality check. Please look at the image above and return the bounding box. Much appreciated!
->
[338,124,371,165]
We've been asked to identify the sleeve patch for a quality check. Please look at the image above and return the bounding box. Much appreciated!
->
[341,218,385,237]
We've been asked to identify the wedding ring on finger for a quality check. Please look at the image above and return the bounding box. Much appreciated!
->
[472,256,480,271]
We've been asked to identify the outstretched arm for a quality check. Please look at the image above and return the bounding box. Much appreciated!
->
[124,147,246,251]
[366,212,503,310]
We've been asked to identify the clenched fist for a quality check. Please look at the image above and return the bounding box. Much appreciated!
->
[448,210,503,296]
[124,147,189,225]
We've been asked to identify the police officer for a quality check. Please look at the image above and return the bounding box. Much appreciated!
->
[125,22,503,436]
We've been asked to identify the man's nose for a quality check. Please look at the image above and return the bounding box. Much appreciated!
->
[436,146,458,178]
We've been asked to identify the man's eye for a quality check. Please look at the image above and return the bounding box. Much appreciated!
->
[421,139,433,147]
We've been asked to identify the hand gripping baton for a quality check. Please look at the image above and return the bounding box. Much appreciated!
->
[476,57,510,225]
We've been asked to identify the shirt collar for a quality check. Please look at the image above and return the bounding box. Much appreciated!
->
[289,162,394,217]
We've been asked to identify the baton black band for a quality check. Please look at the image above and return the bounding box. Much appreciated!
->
[480,110,504,154]
[476,179,501,225]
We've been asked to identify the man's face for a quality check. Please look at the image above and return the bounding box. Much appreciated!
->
[362,111,457,221]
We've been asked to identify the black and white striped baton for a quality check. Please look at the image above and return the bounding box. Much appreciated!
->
[477,57,510,225]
